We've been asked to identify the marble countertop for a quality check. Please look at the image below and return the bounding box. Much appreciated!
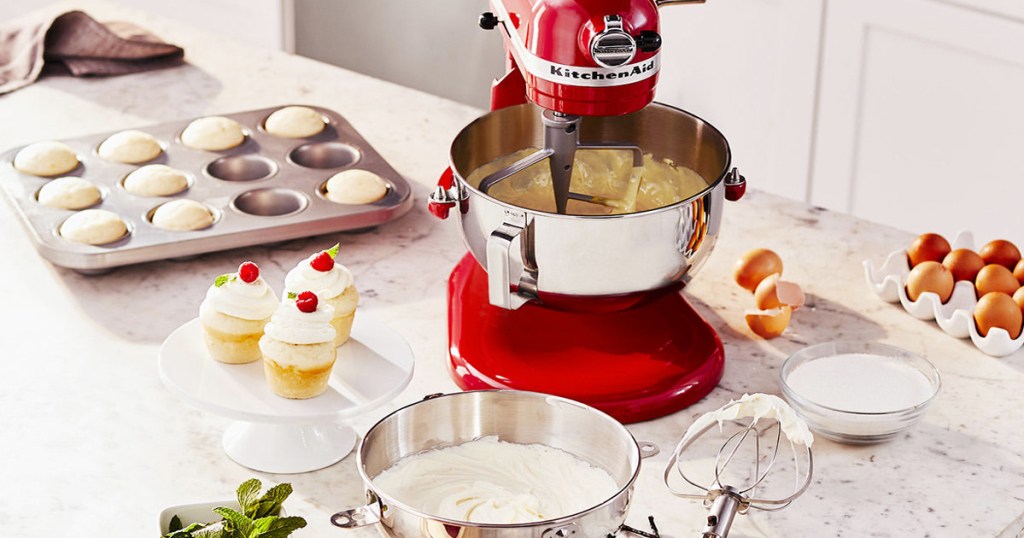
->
[1,2,1022,537]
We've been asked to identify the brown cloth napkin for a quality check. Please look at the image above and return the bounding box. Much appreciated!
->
[0,10,184,95]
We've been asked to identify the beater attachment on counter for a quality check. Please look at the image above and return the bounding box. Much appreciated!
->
[476,109,644,214]
[664,404,813,538]
[613,515,661,538]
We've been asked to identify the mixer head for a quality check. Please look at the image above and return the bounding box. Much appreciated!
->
[480,0,708,214]
[485,0,707,116]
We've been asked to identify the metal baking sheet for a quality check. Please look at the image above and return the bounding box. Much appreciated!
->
[0,105,413,272]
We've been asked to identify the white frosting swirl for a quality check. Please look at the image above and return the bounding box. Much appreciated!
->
[283,253,353,299]
[264,298,336,344]
[372,437,618,524]
[201,274,278,320]
[683,393,814,448]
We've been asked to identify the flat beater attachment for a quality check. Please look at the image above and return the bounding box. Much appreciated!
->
[477,110,643,214]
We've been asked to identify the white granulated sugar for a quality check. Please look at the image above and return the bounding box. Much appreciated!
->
[786,353,933,413]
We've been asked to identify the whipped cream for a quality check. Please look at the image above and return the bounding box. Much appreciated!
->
[264,298,336,344]
[283,253,353,299]
[201,274,277,321]
[684,393,813,448]
[372,437,619,524]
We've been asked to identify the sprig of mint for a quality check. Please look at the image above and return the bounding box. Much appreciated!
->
[214,274,236,288]
[163,479,306,538]
[325,243,340,259]
[286,292,297,300]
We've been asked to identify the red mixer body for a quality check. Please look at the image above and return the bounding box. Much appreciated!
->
[432,0,728,423]
[493,0,661,116]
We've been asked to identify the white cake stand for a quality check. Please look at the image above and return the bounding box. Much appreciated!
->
[158,315,414,474]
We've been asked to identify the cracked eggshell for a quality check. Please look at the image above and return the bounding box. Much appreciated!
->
[753,273,806,311]
[745,306,791,339]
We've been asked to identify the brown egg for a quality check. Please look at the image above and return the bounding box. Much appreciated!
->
[974,292,1022,339]
[745,307,791,339]
[907,233,951,267]
[906,261,954,302]
[942,249,985,283]
[1014,287,1024,312]
[975,264,1019,297]
[979,239,1021,269]
[753,274,806,310]
[1014,259,1024,286]
[734,249,783,292]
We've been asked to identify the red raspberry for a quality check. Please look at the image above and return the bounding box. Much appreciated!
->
[310,251,334,272]
[295,291,318,313]
[238,261,259,283]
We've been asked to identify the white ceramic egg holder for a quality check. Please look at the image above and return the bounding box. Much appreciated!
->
[864,231,1023,357]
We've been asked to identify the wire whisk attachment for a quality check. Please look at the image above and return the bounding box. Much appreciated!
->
[664,394,814,538]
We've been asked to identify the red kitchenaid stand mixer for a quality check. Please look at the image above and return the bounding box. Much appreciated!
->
[428,0,747,423]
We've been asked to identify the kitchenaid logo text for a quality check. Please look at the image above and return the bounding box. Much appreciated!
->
[549,59,656,81]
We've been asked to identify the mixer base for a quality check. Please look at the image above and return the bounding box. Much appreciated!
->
[447,254,724,423]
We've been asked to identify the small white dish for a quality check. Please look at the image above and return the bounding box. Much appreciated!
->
[780,342,941,444]
[159,500,288,534]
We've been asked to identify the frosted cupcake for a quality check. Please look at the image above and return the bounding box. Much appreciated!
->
[198,261,278,364]
[283,243,357,346]
[259,291,337,399]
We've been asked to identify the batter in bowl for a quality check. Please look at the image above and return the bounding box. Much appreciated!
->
[467,148,708,215]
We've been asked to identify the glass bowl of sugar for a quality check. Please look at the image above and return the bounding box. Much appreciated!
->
[780,342,941,444]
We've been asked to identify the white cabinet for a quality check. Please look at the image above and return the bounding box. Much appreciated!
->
[811,0,1024,244]
[655,0,824,200]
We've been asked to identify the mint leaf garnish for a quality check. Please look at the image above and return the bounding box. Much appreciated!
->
[252,483,292,518]
[214,507,254,537]
[214,274,231,287]
[326,243,340,259]
[260,517,307,538]
[286,291,297,300]
[236,478,262,516]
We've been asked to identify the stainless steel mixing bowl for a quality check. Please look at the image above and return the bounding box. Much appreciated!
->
[331,390,644,537]
[442,102,733,309]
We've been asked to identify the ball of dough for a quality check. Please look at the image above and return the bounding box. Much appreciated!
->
[325,169,388,204]
[180,116,246,151]
[38,177,102,210]
[14,141,79,176]
[264,106,327,138]
[60,209,128,245]
[97,130,163,164]
[151,199,214,231]
[124,165,190,197]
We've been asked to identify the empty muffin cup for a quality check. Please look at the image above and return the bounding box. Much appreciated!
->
[232,188,308,217]
[288,142,360,169]
[205,154,278,182]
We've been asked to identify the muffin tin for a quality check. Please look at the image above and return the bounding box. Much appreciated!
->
[864,231,1024,357]
[0,105,412,273]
